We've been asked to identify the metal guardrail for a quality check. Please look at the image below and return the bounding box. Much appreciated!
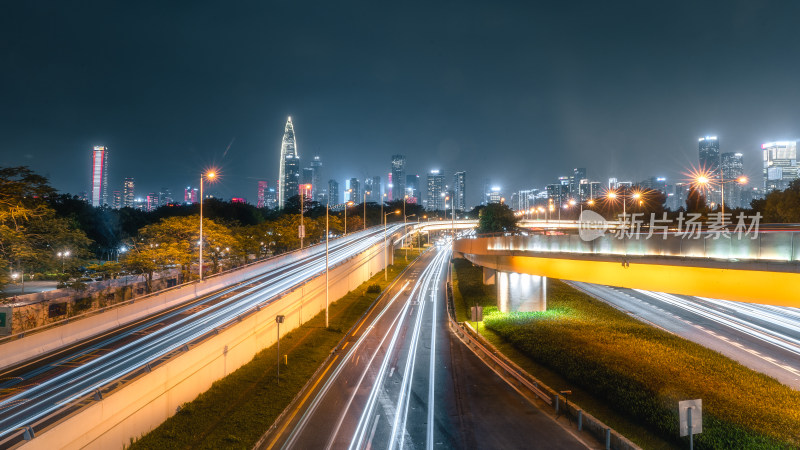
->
[444,263,640,450]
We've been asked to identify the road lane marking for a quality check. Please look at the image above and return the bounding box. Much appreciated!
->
[365,414,380,450]
[265,353,340,450]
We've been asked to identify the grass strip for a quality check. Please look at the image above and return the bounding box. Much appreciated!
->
[129,248,422,450]
[452,259,800,449]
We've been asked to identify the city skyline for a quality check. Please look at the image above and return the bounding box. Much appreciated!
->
[4,2,800,204]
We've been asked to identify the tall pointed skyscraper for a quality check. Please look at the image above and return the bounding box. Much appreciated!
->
[278,116,300,209]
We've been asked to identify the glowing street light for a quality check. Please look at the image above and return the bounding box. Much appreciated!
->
[199,169,218,281]
[57,250,71,273]
[344,201,354,235]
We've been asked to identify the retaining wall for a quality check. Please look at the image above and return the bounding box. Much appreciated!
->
[20,237,391,450]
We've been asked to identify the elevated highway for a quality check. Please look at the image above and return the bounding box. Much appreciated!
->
[0,225,404,449]
[453,231,800,308]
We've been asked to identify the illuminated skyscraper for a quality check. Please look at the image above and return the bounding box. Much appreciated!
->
[391,155,406,201]
[111,190,122,209]
[453,171,466,211]
[278,117,299,209]
[426,170,445,211]
[721,152,745,207]
[328,179,339,205]
[310,156,322,200]
[91,146,109,207]
[123,177,135,208]
[698,136,720,173]
[257,180,268,208]
[762,141,798,192]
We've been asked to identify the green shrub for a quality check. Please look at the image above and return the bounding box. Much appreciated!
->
[482,280,800,449]
[366,284,381,293]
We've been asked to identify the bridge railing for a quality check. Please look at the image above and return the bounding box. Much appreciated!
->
[482,231,800,263]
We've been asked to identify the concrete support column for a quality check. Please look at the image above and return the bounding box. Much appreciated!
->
[496,271,547,312]
[482,267,496,285]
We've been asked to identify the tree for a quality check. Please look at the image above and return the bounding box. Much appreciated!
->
[478,203,518,233]
[685,187,708,214]
[0,167,91,288]
[761,179,800,223]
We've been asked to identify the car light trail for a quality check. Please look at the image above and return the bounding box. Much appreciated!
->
[0,226,403,446]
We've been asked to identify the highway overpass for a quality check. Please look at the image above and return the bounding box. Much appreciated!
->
[453,231,800,310]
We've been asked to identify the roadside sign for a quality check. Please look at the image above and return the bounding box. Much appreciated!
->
[0,307,12,335]
[471,306,483,322]
[298,225,305,238]
[679,399,702,436]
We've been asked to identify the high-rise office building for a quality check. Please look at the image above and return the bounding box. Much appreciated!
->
[405,174,419,203]
[158,187,172,206]
[364,176,381,202]
[762,141,798,192]
[278,117,299,209]
[391,155,406,201]
[348,177,361,203]
[699,136,721,173]
[569,168,586,198]
[91,146,109,207]
[123,177,135,208]
[485,186,502,204]
[257,180,268,208]
[721,152,745,207]
[146,193,158,212]
[265,187,277,209]
[111,190,122,209]
[426,170,445,211]
[184,186,198,204]
[328,179,339,205]
[453,171,466,211]
[302,167,314,185]
[310,156,322,200]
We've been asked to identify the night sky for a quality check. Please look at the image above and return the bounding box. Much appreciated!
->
[2,1,800,206]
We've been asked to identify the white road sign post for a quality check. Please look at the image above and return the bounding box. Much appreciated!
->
[679,399,702,450]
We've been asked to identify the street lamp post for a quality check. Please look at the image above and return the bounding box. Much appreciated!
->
[325,202,329,328]
[57,251,70,273]
[199,170,217,281]
[300,184,312,249]
[696,174,748,227]
[364,190,370,230]
[384,210,400,281]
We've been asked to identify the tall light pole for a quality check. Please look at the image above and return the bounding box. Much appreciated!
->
[57,250,70,273]
[364,190,371,230]
[325,201,329,328]
[299,183,312,249]
[696,174,748,227]
[199,170,217,281]
[407,214,417,256]
[384,210,400,281]
[343,201,354,235]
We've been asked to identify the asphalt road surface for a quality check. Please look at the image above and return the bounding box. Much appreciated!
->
[267,245,588,450]
[570,281,800,389]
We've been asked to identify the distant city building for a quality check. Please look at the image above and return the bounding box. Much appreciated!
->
[485,185,502,204]
[569,168,586,198]
[516,189,539,211]
[546,183,567,207]
[91,146,109,207]
[588,181,603,199]
[123,177,135,208]
[405,174,419,203]
[762,141,798,193]
[257,180,268,208]
[721,152,745,208]
[146,193,158,212]
[158,187,172,206]
[299,183,313,204]
[184,186,198,204]
[231,197,246,204]
[111,190,122,209]
[328,179,339,205]
[265,187,277,209]
[278,116,299,209]
[310,156,322,200]
[608,177,618,189]
[364,176,381,202]
[426,170,445,211]
[301,167,314,186]
[348,178,361,202]
[391,155,406,201]
[699,136,720,173]
[453,171,466,211]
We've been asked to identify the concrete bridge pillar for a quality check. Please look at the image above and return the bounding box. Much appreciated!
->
[496,271,547,313]
[482,267,496,285]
